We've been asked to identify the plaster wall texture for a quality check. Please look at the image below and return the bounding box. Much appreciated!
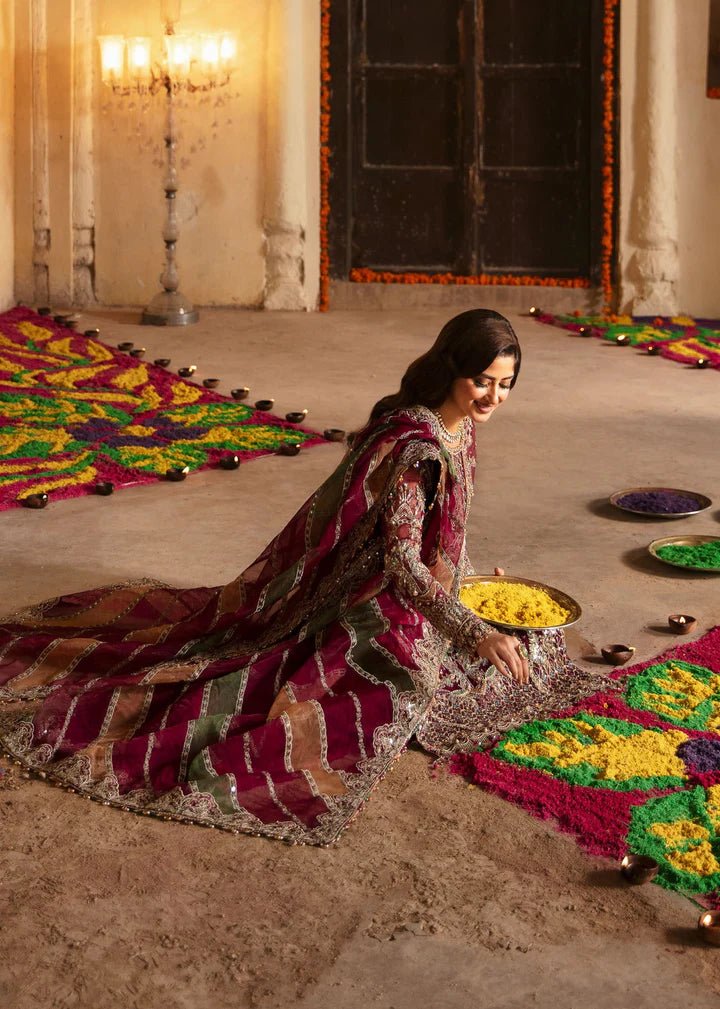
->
[93,0,319,310]
[619,0,720,316]
[0,0,14,310]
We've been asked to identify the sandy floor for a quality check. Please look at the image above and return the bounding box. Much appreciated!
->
[1,306,720,1008]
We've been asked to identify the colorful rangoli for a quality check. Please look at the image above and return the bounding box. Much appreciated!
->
[534,312,720,370]
[0,307,326,510]
[451,627,720,907]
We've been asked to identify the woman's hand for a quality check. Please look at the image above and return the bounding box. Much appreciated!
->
[476,631,530,685]
[494,566,505,577]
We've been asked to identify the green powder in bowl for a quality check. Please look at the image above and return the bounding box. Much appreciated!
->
[655,541,720,570]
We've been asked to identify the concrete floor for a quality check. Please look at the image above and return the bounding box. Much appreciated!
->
[3,306,720,1007]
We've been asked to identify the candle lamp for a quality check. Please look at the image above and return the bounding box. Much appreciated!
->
[231,387,250,401]
[620,854,659,884]
[668,614,697,635]
[698,911,720,945]
[696,358,709,369]
[601,644,636,666]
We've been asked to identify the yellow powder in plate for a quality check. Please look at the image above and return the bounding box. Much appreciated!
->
[460,581,571,628]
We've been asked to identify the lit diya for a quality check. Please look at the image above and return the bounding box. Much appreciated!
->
[619,854,658,884]
[118,341,134,352]
[165,466,190,481]
[231,387,250,400]
[278,443,301,457]
[614,333,630,346]
[129,347,146,358]
[324,428,346,442]
[21,492,49,509]
[286,410,308,423]
[154,358,171,368]
[178,366,197,377]
[698,910,720,945]
[219,454,240,470]
[696,357,710,369]
[577,326,593,337]
[84,328,100,338]
[668,613,697,634]
[645,343,660,355]
[528,306,541,316]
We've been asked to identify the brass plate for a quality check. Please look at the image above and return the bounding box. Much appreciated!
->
[460,574,582,631]
[648,534,720,572]
[609,486,712,518]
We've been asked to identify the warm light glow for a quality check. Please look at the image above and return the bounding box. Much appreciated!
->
[219,33,237,66]
[621,855,630,868]
[702,913,714,927]
[127,36,152,84]
[165,34,193,78]
[200,34,220,66]
[98,35,125,85]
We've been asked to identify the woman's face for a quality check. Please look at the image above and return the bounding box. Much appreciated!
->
[449,353,516,424]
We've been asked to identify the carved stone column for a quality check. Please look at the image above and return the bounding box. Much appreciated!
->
[262,0,308,310]
[626,0,679,315]
[71,0,95,305]
[30,0,50,305]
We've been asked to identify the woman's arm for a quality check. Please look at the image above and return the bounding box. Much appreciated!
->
[382,465,530,683]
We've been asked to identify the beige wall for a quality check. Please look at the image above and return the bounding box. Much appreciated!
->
[619,0,720,315]
[0,0,14,310]
[94,0,319,310]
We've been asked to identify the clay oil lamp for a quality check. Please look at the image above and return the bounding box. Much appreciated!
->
[53,312,72,325]
[219,454,240,470]
[695,357,710,369]
[614,333,630,346]
[324,428,346,443]
[118,341,134,352]
[528,306,541,317]
[154,358,171,368]
[577,326,593,337]
[278,442,301,457]
[668,614,697,635]
[21,492,49,509]
[601,644,636,666]
[37,306,52,316]
[698,911,720,945]
[177,366,197,378]
[129,347,146,358]
[93,481,114,496]
[203,378,220,389]
[285,410,308,423]
[645,343,660,356]
[254,399,275,411]
[619,854,659,885]
[84,328,100,338]
[165,466,190,482]
[231,387,250,401]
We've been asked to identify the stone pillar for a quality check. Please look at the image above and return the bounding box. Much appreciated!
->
[71,0,95,305]
[626,0,679,315]
[262,0,308,310]
[30,0,50,305]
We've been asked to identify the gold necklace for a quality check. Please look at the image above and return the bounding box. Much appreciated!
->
[432,409,465,447]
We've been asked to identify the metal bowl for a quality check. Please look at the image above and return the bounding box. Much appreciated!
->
[609,486,712,518]
[460,574,582,631]
[648,534,720,572]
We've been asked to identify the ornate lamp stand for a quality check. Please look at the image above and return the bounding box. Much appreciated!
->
[98,6,236,327]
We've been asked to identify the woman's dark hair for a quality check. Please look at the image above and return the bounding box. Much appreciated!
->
[365,308,521,424]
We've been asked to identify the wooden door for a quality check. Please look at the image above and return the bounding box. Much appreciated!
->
[328,0,609,282]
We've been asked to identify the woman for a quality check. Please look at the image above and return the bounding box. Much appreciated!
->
[0,310,597,846]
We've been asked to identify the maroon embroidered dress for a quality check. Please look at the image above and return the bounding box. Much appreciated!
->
[0,406,599,844]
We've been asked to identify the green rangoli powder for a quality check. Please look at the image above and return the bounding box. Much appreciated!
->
[656,541,720,569]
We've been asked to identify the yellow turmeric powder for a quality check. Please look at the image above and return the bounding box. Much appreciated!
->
[460,581,571,628]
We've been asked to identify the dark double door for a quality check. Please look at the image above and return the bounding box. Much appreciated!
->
[328,0,608,281]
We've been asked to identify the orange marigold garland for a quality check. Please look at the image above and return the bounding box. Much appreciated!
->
[319,0,618,309]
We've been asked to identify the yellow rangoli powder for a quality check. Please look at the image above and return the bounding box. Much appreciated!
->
[460,581,571,628]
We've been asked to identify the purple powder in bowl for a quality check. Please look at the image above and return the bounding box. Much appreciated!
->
[616,490,702,514]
